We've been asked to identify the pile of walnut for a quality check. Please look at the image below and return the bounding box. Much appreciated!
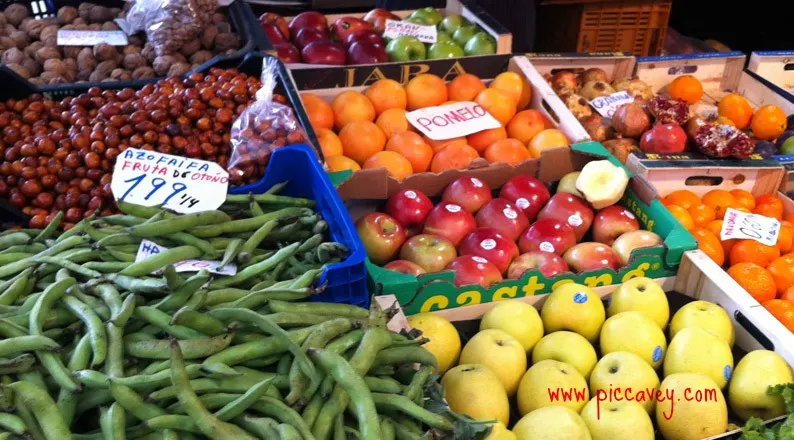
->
[0,3,241,85]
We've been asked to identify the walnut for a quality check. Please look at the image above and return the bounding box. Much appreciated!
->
[213,33,239,52]
[63,46,83,59]
[132,66,155,80]
[43,58,68,75]
[167,62,190,77]
[122,46,140,55]
[87,23,101,31]
[200,25,218,50]
[72,17,86,26]
[77,3,91,21]
[42,35,57,48]
[28,77,43,85]
[76,48,95,71]
[40,71,66,84]
[4,4,28,27]
[21,57,40,76]
[172,53,187,64]
[109,8,122,18]
[62,58,77,72]
[141,43,155,62]
[128,35,143,46]
[73,24,88,31]
[0,36,16,50]
[6,63,30,78]
[152,55,176,76]
[1,47,24,64]
[9,30,29,49]
[0,12,7,28]
[190,50,212,65]
[109,68,131,81]
[212,12,226,24]
[88,5,114,23]
[62,69,76,82]
[57,6,78,25]
[35,46,60,63]
[40,24,59,41]
[89,69,107,82]
[76,70,91,81]
[216,22,231,34]
[22,19,46,39]
[95,59,118,73]
[60,24,75,31]
[180,39,201,57]
[93,43,117,61]
[101,22,119,31]
[122,53,146,70]
[23,41,42,58]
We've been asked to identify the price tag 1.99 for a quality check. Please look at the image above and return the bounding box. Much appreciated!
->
[111,148,229,214]
[720,208,781,246]
[135,240,237,276]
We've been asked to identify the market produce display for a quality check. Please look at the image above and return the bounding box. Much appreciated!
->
[409,280,794,439]
[262,7,496,66]
[0,2,241,84]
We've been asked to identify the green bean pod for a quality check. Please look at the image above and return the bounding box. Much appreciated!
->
[128,210,231,238]
[61,295,107,367]
[210,242,301,288]
[8,381,72,440]
[218,239,243,269]
[371,347,438,369]
[125,333,233,359]
[171,308,227,336]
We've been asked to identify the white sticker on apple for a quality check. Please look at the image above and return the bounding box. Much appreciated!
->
[480,239,496,250]
[405,190,417,199]
[503,207,518,219]
[515,198,530,209]
[445,204,462,213]
[472,256,489,264]
[539,241,555,253]
[471,178,483,188]
[568,213,583,227]
[625,211,635,219]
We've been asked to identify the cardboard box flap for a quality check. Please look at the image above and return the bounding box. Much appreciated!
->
[525,52,636,84]
[635,52,747,97]
[748,51,794,93]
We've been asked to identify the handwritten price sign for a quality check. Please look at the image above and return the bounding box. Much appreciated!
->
[57,30,129,46]
[720,208,781,246]
[383,19,437,43]
[588,91,634,118]
[406,101,501,140]
[111,148,229,214]
[135,240,237,276]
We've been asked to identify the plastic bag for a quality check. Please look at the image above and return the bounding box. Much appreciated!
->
[126,0,217,56]
[228,57,309,186]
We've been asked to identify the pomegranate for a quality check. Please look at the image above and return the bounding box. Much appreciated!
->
[612,102,651,138]
[580,114,611,142]
[649,96,690,125]
[694,124,752,159]
[639,123,687,154]
[603,138,638,164]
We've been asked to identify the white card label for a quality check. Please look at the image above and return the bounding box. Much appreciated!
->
[382,19,437,43]
[406,101,501,140]
[375,295,411,333]
[111,148,229,214]
[57,30,129,46]
[588,91,634,118]
[135,240,237,276]
[720,208,781,247]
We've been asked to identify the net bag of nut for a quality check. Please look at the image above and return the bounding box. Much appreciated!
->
[125,0,217,57]
[228,57,309,184]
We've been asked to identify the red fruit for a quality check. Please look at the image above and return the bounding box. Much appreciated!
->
[694,124,753,159]
[344,29,386,48]
[442,177,492,213]
[639,123,687,154]
[260,12,290,40]
[537,193,594,241]
[294,28,330,50]
[447,255,503,288]
[592,205,640,246]
[363,8,400,34]
[331,17,374,43]
[399,234,457,273]
[289,11,329,38]
[563,242,620,273]
[383,260,426,276]
[459,228,519,275]
[262,23,287,44]
[423,202,477,247]
[507,251,570,279]
[518,218,577,256]
[475,198,529,242]
[355,212,406,265]
[273,43,301,63]
[385,189,433,232]
[301,41,347,65]
[498,175,550,222]
[648,96,690,125]
[611,102,651,138]
[347,41,389,65]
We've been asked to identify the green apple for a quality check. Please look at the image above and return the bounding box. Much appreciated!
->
[402,16,428,25]
[459,329,527,397]
[782,136,794,155]
[600,311,666,368]
[464,32,496,56]
[670,300,735,346]
[540,283,605,343]
[517,359,588,415]
[557,172,584,198]
[409,7,443,26]
[435,30,453,43]
[532,331,597,380]
[427,41,464,59]
[480,300,544,353]
[663,327,733,389]
[729,350,794,421]
[590,352,660,414]
[440,14,470,34]
[385,36,427,62]
[608,277,670,329]
[512,406,590,440]
[581,399,654,440]
[452,25,478,46]
[656,373,728,440]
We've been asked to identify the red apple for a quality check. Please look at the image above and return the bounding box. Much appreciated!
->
[612,230,662,266]
[301,41,347,65]
[399,234,457,273]
[537,193,594,241]
[563,242,620,273]
[592,205,640,246]
[383,259,426,276]
[459,228,519,275]
[518,218,577,256]
[262,23,287,44]
[447,255,503,288]
[294,28,330,50]
[331,17,373,44]
[363,8,400,34]
[499,176,550,222]
[422,202,477,247]
[475,198,529,242]
[260,12,290,40]
[347,41,389,65]
[442,177,492,213]
[289,11,328,39]
[273,42,301,63]
[507,251,570,279]
[344,29,386,48]
[356,212,406,265]
[385,189,433,233]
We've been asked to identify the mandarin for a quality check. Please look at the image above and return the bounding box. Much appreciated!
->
[489,72,529,108]
[762,299,794,331]
[705,219,736,256]
[668,75,703,104]
[331,91,376,130]
[363,151,413,181]
[718,94,753,129]
[375,108,415,139]
[691,227,724,266]
[365,79,407,114]
[338,121,386,165]
[475,88,517,125]
[754,194,784,220]
[527,129,570,158]
[424,136,468,153]
[430,144,479,173]
[665,189,701,210]
[315,128,342,158]
[782,286,794,301]
[727,262,777,302]
[688,204,716,228]
[406,74,448,110]
[447,73,486,102]
[786,213,794,224]
[301,93,334,130]
[325,155,360,172]
[467,127,507,153]
[729,189,756,210]
[701,189,737,220]
[484,138,531,165]
[506,110,546,145]
[667,205,695,230]
[751,105,787,141]
[767,254,794,296]
[385,132,433,173]
[779,223,794,254]
[730,239,781,267]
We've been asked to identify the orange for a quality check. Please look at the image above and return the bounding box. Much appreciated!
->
[447,74,486,102]
[326,155,360,172]
[506,110,546,145]
[467,127,507,153]
[668,75,703,104]
[779,223,794,254]
[365,79,407,114]
[781,286,794,301]
[363,151,413,181]
[729,189,756,210]
[423,136,469,154]
[331,91,376,130]
[753,194,784,220]
[717,94,753,130]
[664,189,701,210]
[484,138,531,165]
[729,239,781,267]
[338,121,386,165]
[767,254,794,296]
[527,129,570,158]
[430,144,480,174]
[475,88,517,126]
[375,108,416,139]
[751,105,787,141]
[301,93,334,131]
[489,72,530,108]
[705,219,735,256]
[667,205,695,230]
[786,213,794,224]
[406,74,448,110]
[701,189,737,220]
[688,204,716,228]
[727,262,777,303]
[385,132,433,173]
[315,128,343,158]
[691,228,725,266]
[762,299,794,331]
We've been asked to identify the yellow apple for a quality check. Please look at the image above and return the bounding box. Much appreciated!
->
[459,329,527,396]
[442,364,510,425]
[485,422,518,440]
[517,359,589,415]
[663,327,734,389]
[670,300,735,346]
[590,351,660,414]
[600,311,666,368]
[532,331,597,380]
[656,373,728,440]
[581,398,654,440]
[729,350,794,421]
[407,312,461,374]
[512,406,591,440]
[607,277,669,328]
[541,283,605,343]
[481,300,544,352]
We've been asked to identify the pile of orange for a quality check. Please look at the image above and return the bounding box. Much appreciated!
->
[715,94,787,140]
[302,72,572,181]
[663,188,794,332]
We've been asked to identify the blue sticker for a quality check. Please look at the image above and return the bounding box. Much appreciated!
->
[573,293,588,304]
[652,346,664,363]
[724,365,732,381]
[605,297,612,308]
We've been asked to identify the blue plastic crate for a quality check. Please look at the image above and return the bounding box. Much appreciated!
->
[229,144,369,308]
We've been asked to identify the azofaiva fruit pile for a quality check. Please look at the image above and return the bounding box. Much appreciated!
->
[303,72,571,178]
[408,279,794,440]
[0,187,490,440]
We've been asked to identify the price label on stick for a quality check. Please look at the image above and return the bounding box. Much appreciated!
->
[382,19,437,43]
[111,148,229,214]
[406,101,501,140]
[720,208,781,246]
[135,240,237,276]
[57,30,128,46]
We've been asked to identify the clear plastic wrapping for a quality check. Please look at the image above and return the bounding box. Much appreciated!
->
[126,0,217,57]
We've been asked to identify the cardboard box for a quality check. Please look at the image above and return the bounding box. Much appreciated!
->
[771,154,794,193]
[364,141,696,315]
[746,51,794,97]
[525,52,636,88]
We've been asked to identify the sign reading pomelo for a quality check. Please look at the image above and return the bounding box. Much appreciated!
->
[406,101,501,140]
[720,207,780,247]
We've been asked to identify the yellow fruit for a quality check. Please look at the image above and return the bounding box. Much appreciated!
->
[485,422,518,440]
[459,329,527,397]
[407,313,460,374]
[480,301,544,352]
[513,406,591,440]
[442,364,510,425]
[517,359,588,415]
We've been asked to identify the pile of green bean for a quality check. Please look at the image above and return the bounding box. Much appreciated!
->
[0,184,475,440]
